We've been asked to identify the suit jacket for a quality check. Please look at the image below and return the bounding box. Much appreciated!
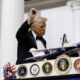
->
[16,20,38,64]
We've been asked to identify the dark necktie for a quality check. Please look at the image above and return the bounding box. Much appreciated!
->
[36,36,46,48]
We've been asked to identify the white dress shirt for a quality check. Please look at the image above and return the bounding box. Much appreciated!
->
[32,31,45,50]
[29,31,46,58]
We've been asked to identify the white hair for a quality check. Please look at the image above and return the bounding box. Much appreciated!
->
[31,16,47,28]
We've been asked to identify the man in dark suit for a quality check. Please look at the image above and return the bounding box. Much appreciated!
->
[16,8,47,64]
[3,8,47,79]
[3,7,80,80]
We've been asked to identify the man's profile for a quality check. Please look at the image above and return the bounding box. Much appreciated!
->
[16,8,47,64]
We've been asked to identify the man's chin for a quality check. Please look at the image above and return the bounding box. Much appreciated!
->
[37,33,45,37]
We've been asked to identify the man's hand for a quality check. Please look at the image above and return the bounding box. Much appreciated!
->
[28,8,37,24]
[3,62,16,80]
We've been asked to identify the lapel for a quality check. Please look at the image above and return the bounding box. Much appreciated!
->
[28,31,37,48]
